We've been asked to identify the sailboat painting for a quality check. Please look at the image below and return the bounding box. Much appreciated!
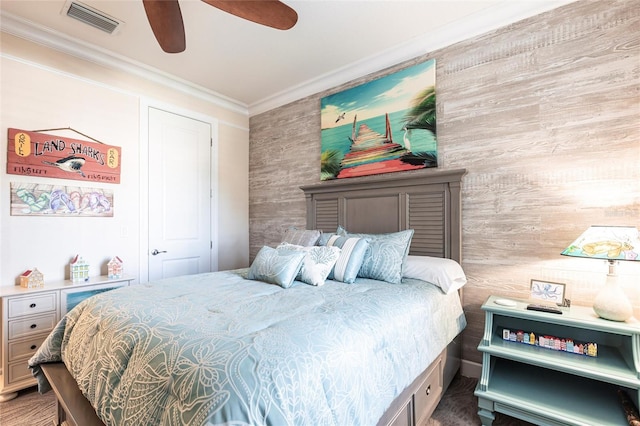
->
[320,59,437,180]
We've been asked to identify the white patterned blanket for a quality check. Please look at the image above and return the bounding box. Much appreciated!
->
[30,269,465,426]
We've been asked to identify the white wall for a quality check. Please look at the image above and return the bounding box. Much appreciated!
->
[0,33,250,287]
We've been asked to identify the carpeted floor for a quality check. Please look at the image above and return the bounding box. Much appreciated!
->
[0,375,532,426]
[427,376,532,426]
[0,385,56,426]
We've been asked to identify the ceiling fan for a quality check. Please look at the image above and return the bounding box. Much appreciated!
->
[142,0,298,53]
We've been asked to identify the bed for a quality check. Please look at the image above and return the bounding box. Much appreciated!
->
[29,168,467,426]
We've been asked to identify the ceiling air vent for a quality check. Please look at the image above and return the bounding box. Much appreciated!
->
[63,1,123,34]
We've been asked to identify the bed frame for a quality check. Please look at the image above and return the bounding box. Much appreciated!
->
[42,168,466,426]
[301,168,466,426]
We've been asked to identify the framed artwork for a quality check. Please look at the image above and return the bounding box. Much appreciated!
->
[10,182,113,217]
[7,128,121,184]
[530,279,566,306]
[320,58,437,180]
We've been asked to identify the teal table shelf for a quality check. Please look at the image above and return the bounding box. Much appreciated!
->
[475,296,640,426]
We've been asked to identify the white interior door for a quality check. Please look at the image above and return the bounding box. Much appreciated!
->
[148,107,211,281]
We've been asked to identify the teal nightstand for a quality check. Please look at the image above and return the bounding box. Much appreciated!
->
[475,295,640,425]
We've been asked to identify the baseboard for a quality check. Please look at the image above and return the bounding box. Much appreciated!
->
[460,359,482,378]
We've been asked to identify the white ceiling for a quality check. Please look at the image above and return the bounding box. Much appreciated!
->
[0,0,575,115]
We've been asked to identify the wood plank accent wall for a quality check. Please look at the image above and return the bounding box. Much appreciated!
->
[249,0,640,365]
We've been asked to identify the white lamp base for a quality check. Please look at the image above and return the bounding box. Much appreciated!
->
[592,273,633,322]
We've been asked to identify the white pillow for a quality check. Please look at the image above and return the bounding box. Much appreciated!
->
[403,255,467,294]
[277,243,341,286]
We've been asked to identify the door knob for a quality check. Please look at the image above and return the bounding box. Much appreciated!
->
[151,249,167,255]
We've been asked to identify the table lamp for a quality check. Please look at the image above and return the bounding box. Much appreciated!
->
[561,225,640,321]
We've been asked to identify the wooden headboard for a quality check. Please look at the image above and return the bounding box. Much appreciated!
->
[300,169,466,263]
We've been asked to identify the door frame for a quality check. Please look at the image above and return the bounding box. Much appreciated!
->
[139,98,219,283]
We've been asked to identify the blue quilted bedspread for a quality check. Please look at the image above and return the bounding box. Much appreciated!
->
[29,269,466,426]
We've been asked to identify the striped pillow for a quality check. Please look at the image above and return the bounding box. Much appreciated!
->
[325,235,369,284]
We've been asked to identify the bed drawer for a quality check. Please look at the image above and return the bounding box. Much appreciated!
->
[8,334,49,362]
[413,357,443,425]
[387,400,412,426]
[8,313,57,340]
[7,293,57,318]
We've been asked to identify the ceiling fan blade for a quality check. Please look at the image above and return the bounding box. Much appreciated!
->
[143,0,186,53]
[201,0,298,30]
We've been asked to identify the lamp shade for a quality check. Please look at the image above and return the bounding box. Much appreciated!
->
[561,226,640,262]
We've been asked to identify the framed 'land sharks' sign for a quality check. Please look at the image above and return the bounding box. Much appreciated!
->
[320,58,437,180]
[7,128,121,184]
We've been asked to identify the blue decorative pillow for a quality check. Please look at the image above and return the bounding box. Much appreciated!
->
[248,246,306,288]
[324,235,369,284]
[337,226,414,284]
[317,232,334,246]
[281,227,321,246]
[277,243,341,286]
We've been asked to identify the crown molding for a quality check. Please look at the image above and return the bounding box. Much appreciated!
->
[0,11,249,116]
[247,0,577,116]
[1,1,576,119]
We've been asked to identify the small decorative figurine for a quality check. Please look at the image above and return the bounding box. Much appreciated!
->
[502,328,597,357]
[70,255,90,282]
[108,256,123,279]
[20,268,44,289]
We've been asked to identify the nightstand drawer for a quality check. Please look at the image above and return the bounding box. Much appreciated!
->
[8,313,57,340]
[8,293,57,318]
[8,334,48,361]
[414,357,442,425]
[7,360,33,384]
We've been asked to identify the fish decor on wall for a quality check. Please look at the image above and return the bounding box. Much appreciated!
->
[320,58,437,180]
[7,128,121,184]
[10,182,113,217]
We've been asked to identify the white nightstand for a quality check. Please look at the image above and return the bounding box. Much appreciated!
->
[475,295,640,425]
[0,275,133,402]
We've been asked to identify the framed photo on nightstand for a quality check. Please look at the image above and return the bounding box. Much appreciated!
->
[530,279,566,306]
